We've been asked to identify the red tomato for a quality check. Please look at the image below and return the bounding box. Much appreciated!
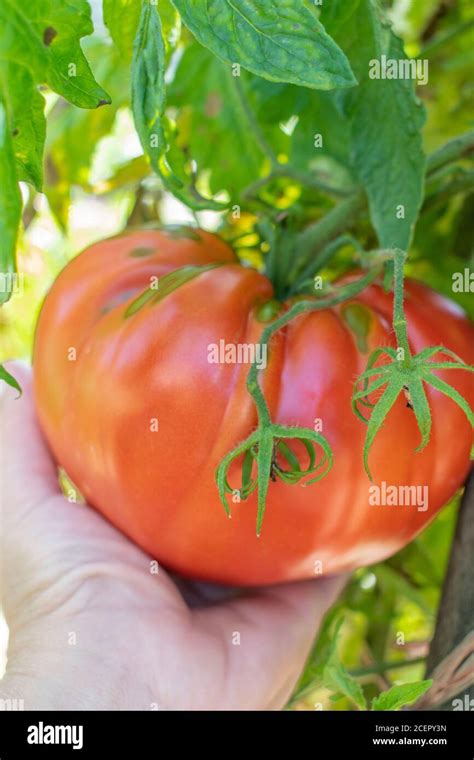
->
[33,229,474,585]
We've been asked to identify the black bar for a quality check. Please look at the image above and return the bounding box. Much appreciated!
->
[0,710,472,756]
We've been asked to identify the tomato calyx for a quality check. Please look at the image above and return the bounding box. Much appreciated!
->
[216,424,333,537]
[352,250,474,480]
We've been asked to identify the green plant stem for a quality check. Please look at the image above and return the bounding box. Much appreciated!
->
[288,656,427,707]
[427,129,474,174]
[349,656,427,678]
[242,131,474,290]
[391,250,411,361]
[274,165,351,197]
[292,191,366,273]
[287,234,366,296]
[231,73,279,165]
[242,160,350,201]
[423,169,474,211]
[423,19,474,57]
[242,174,278,201]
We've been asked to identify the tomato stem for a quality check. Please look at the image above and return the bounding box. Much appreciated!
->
[288,234,367,296]
[391,250,412,363]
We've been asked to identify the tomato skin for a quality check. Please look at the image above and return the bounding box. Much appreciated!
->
[33,229,474,585]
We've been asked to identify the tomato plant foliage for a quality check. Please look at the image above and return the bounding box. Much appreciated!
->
[169,0,356,90]
[0,0,110,297]
[1,0,474,711]
[321,0,427,250]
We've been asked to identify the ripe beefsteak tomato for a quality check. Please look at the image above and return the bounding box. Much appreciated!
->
[33,229,474,585]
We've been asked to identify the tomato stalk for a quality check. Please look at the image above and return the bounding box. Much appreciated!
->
[391,250,411,364]
[242,164,351,203]
[293,191,366,272]
[263,215,299,301]
[287,234,367,297]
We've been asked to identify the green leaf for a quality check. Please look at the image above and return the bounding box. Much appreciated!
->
[131,0,226,209]
[363,375,406,480]
[44,44,130,228]
[104,0,180,60]
[168,44,266,196]
[170,0,356,90]
[371,680,432,711]
[0,364,22,395]
[95,155,150,194]
[0,96,21,304]
[0,64,46,190]
[321,0,427,250]
[408,376,432,451]
[425,372,474,426]
[290,91,353,172]
[0,0,111,286]
[0,0,111,108]
[247,78,353,171]
[323,620,367,710]
[103,0,142,59]
[102,0,181,63]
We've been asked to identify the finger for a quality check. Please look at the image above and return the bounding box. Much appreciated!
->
[0,362,60,519]
[190,574,347,709]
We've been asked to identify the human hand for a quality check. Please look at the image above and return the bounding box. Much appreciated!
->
[0,364,345,710]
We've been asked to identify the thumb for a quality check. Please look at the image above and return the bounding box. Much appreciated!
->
[0,361,62,621]
[1,361,59,517]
